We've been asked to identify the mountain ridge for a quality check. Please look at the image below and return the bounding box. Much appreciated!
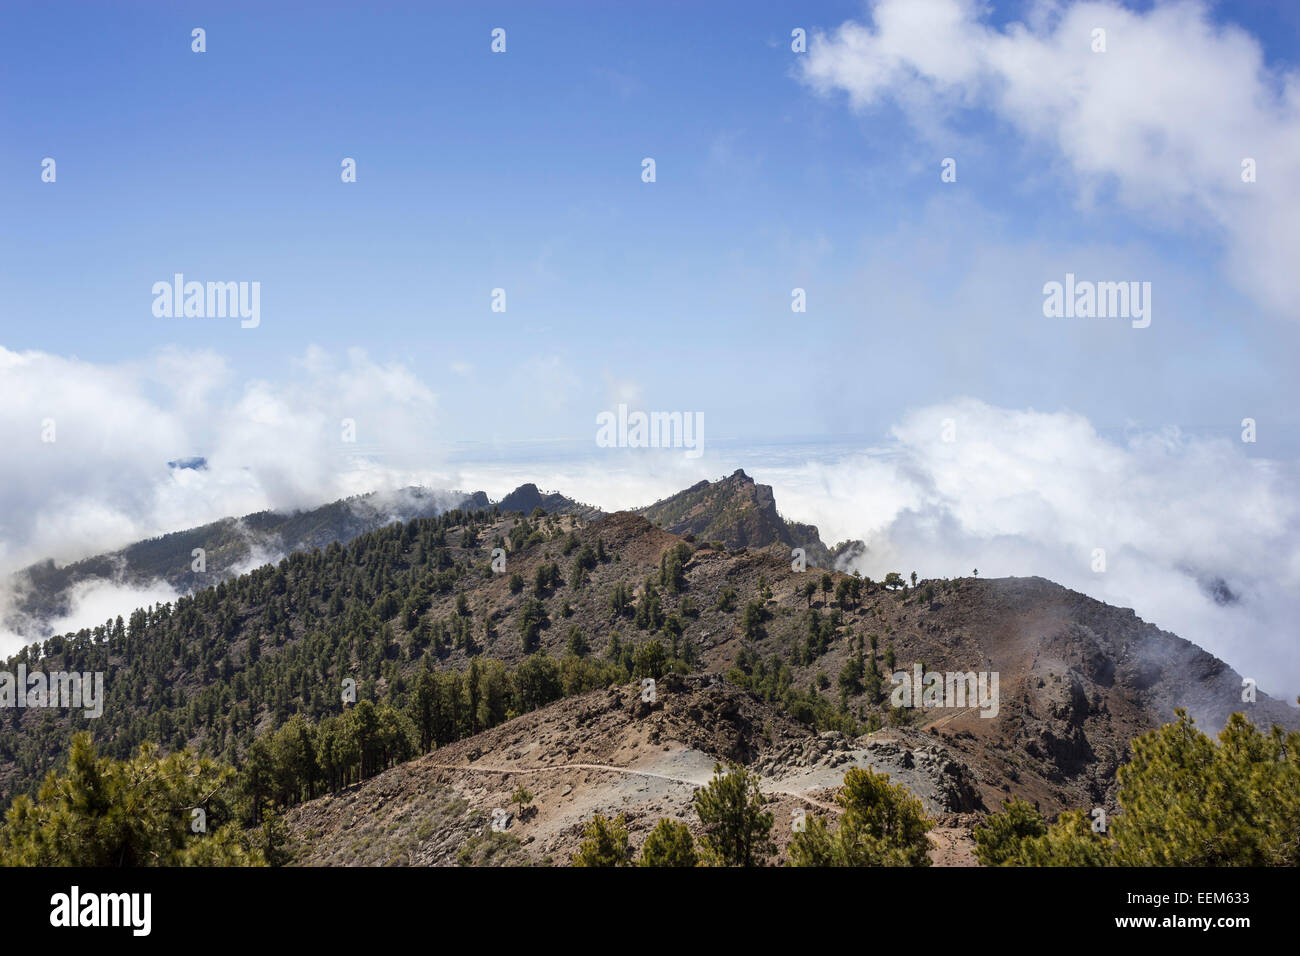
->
[632,468,856,568]
[2,471,841,642]
[1,494,1292,837]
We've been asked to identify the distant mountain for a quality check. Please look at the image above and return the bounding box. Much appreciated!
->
[4,484,589,641]
[633,468,859,568]
[5,487,464,632]
[5,471,852,645]
[496,483,601,519]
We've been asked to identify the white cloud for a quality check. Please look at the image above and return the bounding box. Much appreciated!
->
[0,344,440,579]
[47,578,182,636]
[767,398,1300,700]
[800,0,1300,315]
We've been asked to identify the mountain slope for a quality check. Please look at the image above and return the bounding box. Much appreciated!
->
[2,487,1293,842]
[634,469,853,568]
[4,484,591,641]
[4,470,840,645]
[282,677,983,866]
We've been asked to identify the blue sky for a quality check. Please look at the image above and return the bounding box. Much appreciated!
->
[4,0,1299,448]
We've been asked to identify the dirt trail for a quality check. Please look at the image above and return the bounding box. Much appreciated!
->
[428,761,843,813]
[285,679,986,865]
[426,759,977,864]
[924,706,978,729]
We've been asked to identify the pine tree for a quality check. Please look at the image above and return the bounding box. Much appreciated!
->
[788,767,932,867]
[972,709,1300,866]
[972,798,1048,865]
[0,733,264,866]
[571,814,631,866]
[639,818,698,867]
[693,764,774,867]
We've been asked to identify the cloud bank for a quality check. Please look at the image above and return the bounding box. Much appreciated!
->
[766,399,1300,700]
[0,344,444,652]
[0,344,439,574]
[799,0,1300,315]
